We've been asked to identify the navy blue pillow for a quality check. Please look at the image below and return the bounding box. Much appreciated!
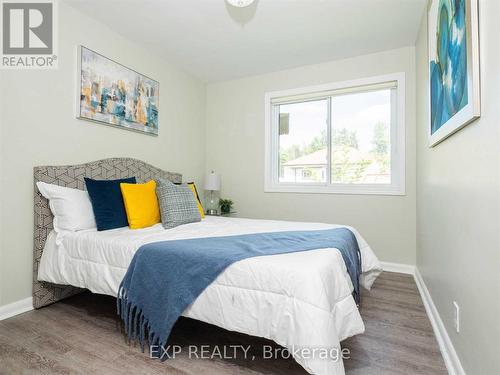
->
[84,177,136,231]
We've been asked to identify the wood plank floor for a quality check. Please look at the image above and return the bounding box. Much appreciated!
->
[0,272,447,374]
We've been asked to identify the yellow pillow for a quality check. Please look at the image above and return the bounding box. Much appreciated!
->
[186,182,205,219]
[120,180,160,229]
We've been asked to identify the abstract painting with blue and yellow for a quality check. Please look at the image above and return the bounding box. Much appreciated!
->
[78,46,159,135]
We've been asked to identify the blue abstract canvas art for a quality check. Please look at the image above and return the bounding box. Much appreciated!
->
[77,46,159,135]
[430,0,468,133]
[428,0,480,146]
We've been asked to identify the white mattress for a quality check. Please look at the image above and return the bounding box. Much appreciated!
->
[38,216,382,375]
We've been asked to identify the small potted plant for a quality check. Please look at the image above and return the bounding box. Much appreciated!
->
[218,198,234,215]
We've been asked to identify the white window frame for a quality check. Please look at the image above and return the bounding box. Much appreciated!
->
[264,73,406,195]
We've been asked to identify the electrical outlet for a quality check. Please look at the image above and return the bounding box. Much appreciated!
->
[453,301,460,333]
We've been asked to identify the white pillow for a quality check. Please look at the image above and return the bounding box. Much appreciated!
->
[36,182,97,232]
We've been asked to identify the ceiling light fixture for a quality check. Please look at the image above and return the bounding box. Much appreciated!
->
[226,0,255,7]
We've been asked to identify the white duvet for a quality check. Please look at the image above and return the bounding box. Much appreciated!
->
[38,216,382,375]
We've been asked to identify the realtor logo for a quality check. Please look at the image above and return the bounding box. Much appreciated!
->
[1,0,57,68]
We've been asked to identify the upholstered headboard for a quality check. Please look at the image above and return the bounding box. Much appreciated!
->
[33,158,182,309]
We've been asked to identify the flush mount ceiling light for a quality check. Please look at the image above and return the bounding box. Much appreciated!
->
[226,0,255,7]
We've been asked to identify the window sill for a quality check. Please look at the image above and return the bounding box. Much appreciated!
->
[264,184,405,196]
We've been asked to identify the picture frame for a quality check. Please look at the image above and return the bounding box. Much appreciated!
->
[428,0,480,147]
[76,46,159,136]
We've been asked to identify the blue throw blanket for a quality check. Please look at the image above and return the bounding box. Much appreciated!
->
[117,228,361,354]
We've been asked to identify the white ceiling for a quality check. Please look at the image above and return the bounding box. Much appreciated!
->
[66,0,426,82]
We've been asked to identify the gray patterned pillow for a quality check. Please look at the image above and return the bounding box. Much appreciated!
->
[156,178,201,229]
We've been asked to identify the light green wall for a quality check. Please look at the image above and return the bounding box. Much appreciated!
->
[205,47,417,265]
[0,2,206,306]
[415,1,500,373]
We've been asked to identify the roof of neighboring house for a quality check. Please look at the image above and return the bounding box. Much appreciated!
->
[283,149,327,167]
[283,147,371,167]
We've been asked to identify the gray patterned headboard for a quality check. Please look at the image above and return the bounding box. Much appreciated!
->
[33,158,182,309]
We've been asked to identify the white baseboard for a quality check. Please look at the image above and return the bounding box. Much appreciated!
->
[380,261,415,275]
[414,268,465,375]
[0,297,33,321]
[379,262,465,375]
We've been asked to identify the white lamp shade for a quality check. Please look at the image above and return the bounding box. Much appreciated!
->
[204,171,221,191]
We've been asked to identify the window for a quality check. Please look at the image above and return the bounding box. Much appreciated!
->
[265,73,405,195]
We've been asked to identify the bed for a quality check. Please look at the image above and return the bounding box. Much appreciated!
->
[33,158,382,375]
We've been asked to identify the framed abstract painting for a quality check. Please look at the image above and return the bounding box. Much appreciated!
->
[77,46,159,135]
[428,0,480,147]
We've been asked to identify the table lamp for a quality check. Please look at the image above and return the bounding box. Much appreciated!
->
[204,171,221,215]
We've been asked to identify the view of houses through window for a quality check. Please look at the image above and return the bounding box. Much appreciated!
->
[278,89,392,185]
